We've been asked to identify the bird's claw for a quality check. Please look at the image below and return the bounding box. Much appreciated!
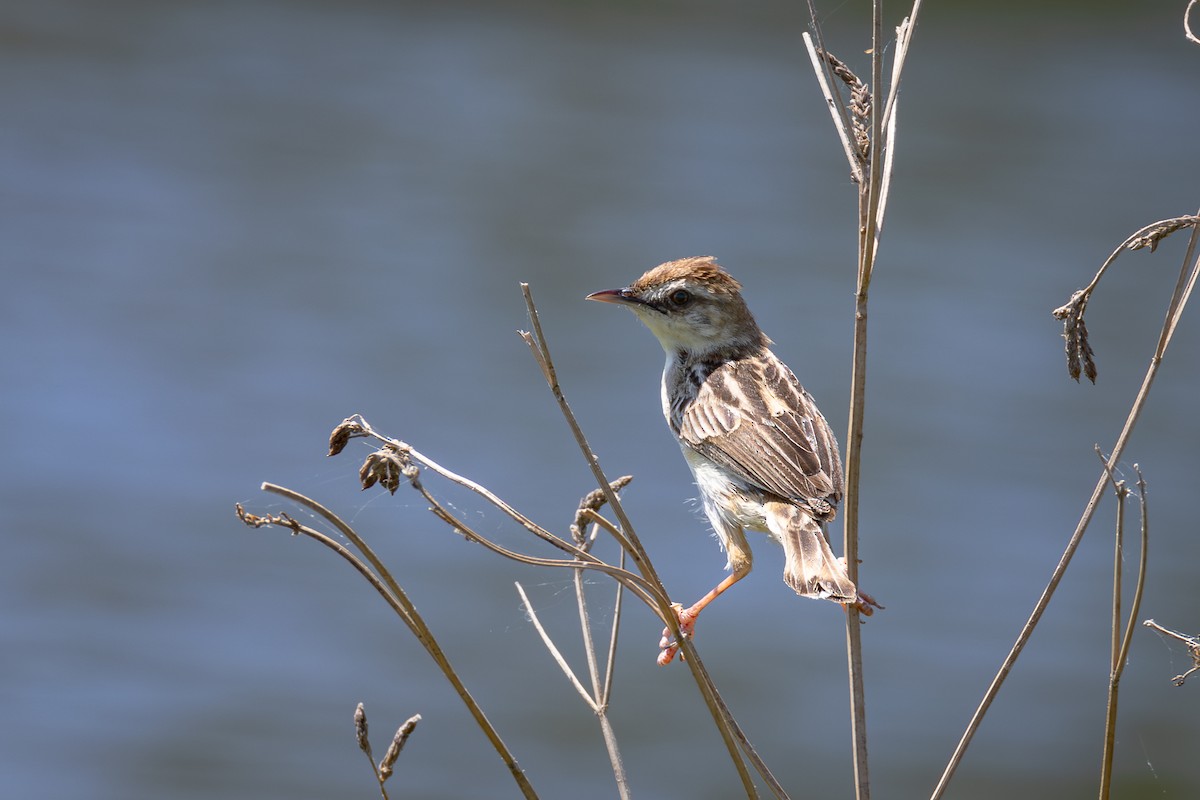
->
[657,603,697,666]
[833,557,883,617]
[849,590,883,616]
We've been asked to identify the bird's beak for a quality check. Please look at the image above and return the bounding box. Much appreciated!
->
[586,287,641,306]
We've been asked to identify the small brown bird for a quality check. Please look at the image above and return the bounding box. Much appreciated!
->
[588,256,878,665]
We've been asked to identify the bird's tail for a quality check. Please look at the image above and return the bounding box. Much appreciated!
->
[765,500,879,615]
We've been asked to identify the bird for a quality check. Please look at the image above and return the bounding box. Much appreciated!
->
[587,256,879,665]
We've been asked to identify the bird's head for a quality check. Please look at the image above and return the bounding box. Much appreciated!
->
[587,256,770,358]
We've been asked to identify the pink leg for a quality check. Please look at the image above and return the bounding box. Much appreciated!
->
[657,569,747,666]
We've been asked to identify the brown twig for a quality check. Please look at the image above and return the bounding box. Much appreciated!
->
[333,416,669,615]
[1098,460,1148,800]
[1142,620,1200,686]
[515,482,635,798]
[804,5,924,800]
[931,212,1200,799]
[236,498,538,799]
[1052,215,1200,382]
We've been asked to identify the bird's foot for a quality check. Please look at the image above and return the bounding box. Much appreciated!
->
[849,590,884,616]
[657,603,698,666]
[833,556,883,616]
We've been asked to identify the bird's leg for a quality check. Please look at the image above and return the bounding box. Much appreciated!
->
[658,542,752,666]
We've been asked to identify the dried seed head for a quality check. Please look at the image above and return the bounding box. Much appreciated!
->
[1054,290,1097,383]
[851,83,871,160]
[379,714,422,780]
[1127,216,1198,253]
[235,503,267,528]
[328,415,371,457]
[818,48,871,163]
[570,475,634,544]
[354,703,372,758]
[358,444,414,494]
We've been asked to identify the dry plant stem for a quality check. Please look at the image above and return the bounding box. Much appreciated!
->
[1106,465,1127,678]
[403,460,666,613]
[580,509,639,560]
[572,522,622,710]
[601,545,626,708]
[402,440,647,584]
[245,488,538,800]
[1141,620,1200,686]
[1098,464,1148,800]
[930,216,1200,800]
[520,284,788,800]
[840,4,888,799]
[357,413,640,796]
[873,12,921,252]
[513,563,628,800]
[349,423,669,614]
[516,581,599,707]
[804,5,924,799]
[573,550,632,800]
[575,544,609,705]
[879,6,922,141]
[1067,217,1200,313]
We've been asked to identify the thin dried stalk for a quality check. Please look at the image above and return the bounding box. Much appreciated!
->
[335,417,669,615]
[837,9,887,797]
[1141,620,1200,686]
[1098,463,1148,800]
[516,581,599,710]
[516,571,631,800]
[571,514,630,797]
[804,4,924,799]
[236,497,538,799]
[1052,215,1199,382]
[931,213,1200,800]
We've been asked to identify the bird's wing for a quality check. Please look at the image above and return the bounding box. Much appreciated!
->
[676,355,843,509]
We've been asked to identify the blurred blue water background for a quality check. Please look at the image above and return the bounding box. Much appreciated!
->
[3,1,1199,798]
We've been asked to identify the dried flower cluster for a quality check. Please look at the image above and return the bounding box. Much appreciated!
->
[355,702,422,796]
[819,49,871,164]
[1052,290,1097,384]
[1127,215,1199,253]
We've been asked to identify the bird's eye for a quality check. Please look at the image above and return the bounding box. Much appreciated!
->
[670,289,692,306]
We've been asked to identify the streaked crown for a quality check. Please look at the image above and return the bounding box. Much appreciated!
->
[587,256,770,358]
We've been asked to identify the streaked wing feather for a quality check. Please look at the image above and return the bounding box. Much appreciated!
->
[677,356,843,506]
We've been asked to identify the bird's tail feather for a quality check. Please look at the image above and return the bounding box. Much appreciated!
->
[764,500,863,607]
